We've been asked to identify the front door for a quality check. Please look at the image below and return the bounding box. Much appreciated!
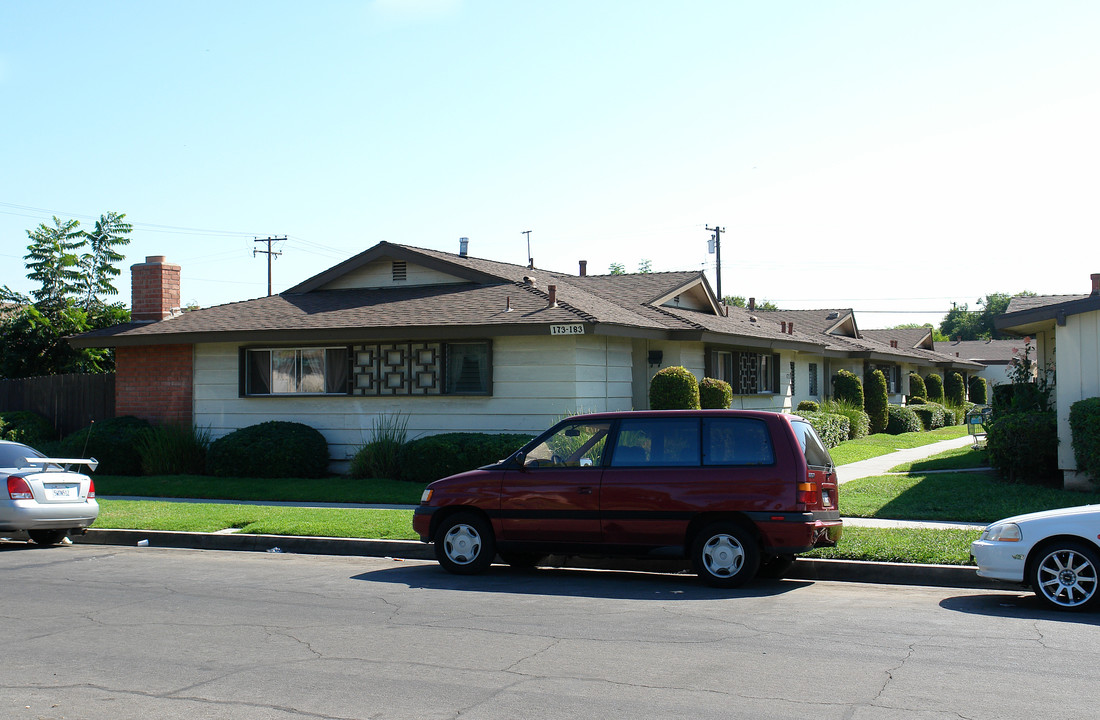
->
[498,419,611,544]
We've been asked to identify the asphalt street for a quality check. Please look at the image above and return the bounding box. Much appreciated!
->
[2,544,1097,720]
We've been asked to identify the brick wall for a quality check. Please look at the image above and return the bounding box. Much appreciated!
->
[131,256,181,322]
[116,345,193,426]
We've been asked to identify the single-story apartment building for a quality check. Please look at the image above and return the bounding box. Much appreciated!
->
[71,241,980,469]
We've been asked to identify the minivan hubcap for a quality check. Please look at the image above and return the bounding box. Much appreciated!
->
[703,534,745,578]
[444,525,481,565]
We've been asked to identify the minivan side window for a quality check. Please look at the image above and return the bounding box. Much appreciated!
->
[790,420,833,468]
[702,417,776,466]
[524,421,611,469]
[611,418,701,467]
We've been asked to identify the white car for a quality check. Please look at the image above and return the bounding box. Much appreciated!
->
[0,440,99,546]
[971,505,1100,611]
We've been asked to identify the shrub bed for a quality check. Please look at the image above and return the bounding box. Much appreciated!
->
[986,411,1060,485]
[1070,397,1100,482]
[207,421,329,478]
[910,402,946,431]
[0,410,54,445]
[59,416,152,475]
[399,432,535,484]
[886,405,923,435]
[798,411,849,449]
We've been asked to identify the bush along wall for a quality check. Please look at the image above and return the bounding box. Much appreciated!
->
[968,376,988,405]
[945,372,966,406]
[910,402,946,431]
[908,373,927,401]
[864,369,889,434]
[650,366,701,410]
[986,411,1060,486]
[59,416,152,476]
[886,405,923,435]
[1070,397,1100,482]
[207,421,329,478]
[698,377,733,409]
[398,433,535,484]
[925,373,944,403]
[798,411,849,449]
[833,369,864,408]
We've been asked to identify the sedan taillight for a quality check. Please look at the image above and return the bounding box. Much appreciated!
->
[7,476,34,500]
[88,479,96,499]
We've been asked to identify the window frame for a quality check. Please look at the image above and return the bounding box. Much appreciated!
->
[239,345,352,397]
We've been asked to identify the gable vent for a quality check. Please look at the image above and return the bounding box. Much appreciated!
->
[392,261,407,282]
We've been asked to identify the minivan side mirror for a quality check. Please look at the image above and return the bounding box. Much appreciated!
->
[513,451,527,470]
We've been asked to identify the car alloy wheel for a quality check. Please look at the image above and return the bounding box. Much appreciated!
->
[1031,541,1100,611]
[692,522,759,588]
[434,512,496,575]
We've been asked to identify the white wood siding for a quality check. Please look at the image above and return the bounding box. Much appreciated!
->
[194,335,635,469]
[1057,312,1100,472]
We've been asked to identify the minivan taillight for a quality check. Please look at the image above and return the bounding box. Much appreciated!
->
[8,476,34,500]
[797,480,818,505]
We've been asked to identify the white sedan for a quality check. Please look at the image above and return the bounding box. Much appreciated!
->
[0,440,99,546]
[971,505,1100,611]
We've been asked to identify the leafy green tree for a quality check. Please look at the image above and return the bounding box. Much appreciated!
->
[722,296,779,310]
[609,262,626,275]
[940,292,1035,341]
[0,213,132,378]
[637,259,652,273]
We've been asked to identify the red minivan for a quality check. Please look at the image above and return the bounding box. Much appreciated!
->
[412,410,841,587]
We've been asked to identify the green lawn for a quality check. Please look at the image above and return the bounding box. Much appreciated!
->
[887,446,988,473]
[804,526,979,565]
[96,474,425,505]
[96,500,417,539]
[828,425,969,466]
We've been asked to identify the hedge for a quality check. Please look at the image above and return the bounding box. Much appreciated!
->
[1070,397,1100,482]
[59,416,152,476]
[925,373,944,403]
[207,421,329,478]
[910,402,946,431]
[865,370,889,434]
[986,411,1060,485]
[798,411,850,449]
[399,432,535,484]
[908,373,927,401]
[0,411,54,445]
[834,370,864,408]
[886,405,922,435]
[650,366,700,410]
[698,377,733,409]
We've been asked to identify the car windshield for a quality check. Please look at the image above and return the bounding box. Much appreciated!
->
[0,443,44,469]
[789,420,833,468]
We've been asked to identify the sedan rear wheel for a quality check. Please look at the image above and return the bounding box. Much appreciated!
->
[1030,541,1100,611]
[435,512,496,575]
[28,530,69,546]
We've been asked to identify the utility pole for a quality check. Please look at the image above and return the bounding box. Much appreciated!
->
[522,230,533,269]
[254,236,284,296]
[706,225,725,302]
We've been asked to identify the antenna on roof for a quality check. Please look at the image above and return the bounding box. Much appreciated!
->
[522,230,533,269]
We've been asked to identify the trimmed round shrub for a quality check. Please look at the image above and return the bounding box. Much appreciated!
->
[886,405,922,434]
[59,416,152,476]
[908,373,927,400]
[925,373,944,403]
[399,432,534,484]
[798,411,849,449]
[968,376,988,405]
[864,370,889,434]
[698,377,733,409]
[945,372,966,406]
[0,411,55,445]
[833,370,864,408]
[797,400,820,413]
[910,402,946,431]
[987,411,1060,485]
[908,396,927,405]
[650,366,700,410]
[207,421,329,478]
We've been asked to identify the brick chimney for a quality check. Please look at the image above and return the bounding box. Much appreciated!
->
[579,260,587,277]
[1091,273,1099,295]
[131,256,181,322]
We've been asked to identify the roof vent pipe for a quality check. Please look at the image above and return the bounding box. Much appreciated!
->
[781,321,787,333]
[748,297,756,311]
[547,284,558,308]
[579,260,587,277]
[459,237,469,257]
[1092,273,1100,295]
[788,322,794,334]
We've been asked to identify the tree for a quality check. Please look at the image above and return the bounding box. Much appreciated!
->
[889,323,947,342]
[0,213,132,378]
[637,259,652,273]
[939,292,1036,341]
[722,296,779,310]
[608,263,626,275]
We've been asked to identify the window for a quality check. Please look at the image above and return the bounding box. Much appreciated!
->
[707,350,780,394]
[809,363,819,396]
[703,417,776,466]
[523,420,611,469]
[243,347,349,396]
[611,418,700,467]
[445,342,491,395]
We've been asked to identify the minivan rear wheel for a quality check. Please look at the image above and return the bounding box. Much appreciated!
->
[435,512,496,575]
[692,522,760,588]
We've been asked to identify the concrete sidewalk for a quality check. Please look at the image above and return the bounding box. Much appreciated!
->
[837,434,978,484]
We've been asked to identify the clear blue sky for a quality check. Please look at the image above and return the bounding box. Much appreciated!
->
[3,1,1098,328]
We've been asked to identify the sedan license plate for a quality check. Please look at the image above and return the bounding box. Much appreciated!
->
[45,484,78,500]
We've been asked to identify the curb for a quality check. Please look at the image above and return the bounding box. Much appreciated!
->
[76,529,1013,591]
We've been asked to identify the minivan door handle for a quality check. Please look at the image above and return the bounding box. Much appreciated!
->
[577,486,593,495]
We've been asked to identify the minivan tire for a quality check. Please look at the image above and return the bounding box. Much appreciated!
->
[692,522,760,588]
[435,512,496,575]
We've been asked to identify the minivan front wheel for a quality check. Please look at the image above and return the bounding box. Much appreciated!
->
[692,523,760,588]
[435,512,496,575]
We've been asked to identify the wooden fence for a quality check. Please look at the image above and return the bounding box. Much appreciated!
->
[0,373,115,439]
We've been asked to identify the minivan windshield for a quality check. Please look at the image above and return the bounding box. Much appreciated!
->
[789,420,833,468]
